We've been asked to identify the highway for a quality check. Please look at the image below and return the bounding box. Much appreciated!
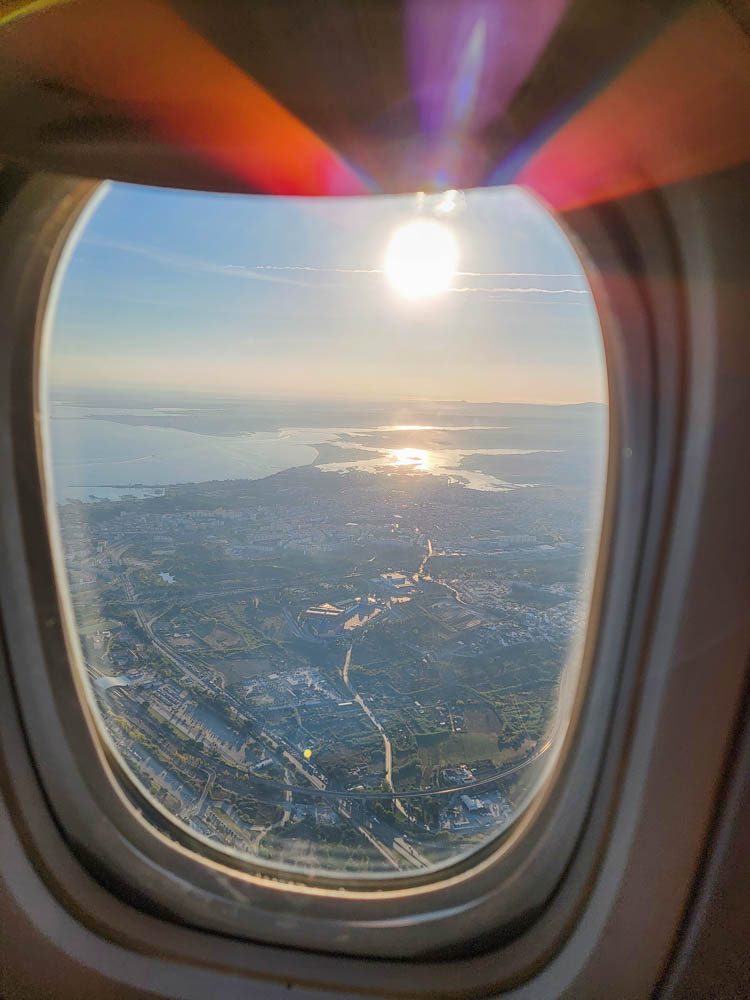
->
[118,565,556,872]
[127,583,408,866]
[222,737,553,803]
[338,803,402,870]
[123,569,555,811]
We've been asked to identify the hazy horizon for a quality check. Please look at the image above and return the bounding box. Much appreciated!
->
[48,381,607,409]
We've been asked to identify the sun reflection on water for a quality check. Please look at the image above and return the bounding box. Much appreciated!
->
[389,448,430,470]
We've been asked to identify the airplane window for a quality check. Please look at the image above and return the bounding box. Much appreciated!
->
[40,181,607,880]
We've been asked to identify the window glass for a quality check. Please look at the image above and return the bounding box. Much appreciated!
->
[42,182,607,878]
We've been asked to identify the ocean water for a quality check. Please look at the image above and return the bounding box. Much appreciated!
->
[47,399,606,503]
[49,403,322,502]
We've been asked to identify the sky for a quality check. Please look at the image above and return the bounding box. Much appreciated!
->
[48,181,606,405]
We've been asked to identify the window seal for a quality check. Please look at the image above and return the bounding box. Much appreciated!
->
[0,166,692,991]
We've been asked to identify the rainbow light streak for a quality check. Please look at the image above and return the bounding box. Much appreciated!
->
[6,0,749,205]
[406,0,569,189]
[4,0,368,196]
[515,2,750,210]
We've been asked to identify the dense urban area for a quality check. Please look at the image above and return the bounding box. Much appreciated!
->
[58,420,602,875]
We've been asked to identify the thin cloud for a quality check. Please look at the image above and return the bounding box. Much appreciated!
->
[80,237,343,289]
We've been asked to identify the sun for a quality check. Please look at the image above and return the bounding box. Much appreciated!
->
[384,218,458,299]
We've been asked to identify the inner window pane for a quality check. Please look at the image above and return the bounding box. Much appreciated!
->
[42,182,607,879]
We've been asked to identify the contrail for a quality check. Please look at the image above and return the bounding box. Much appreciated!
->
[449,285,588,294]
[457,270,584,278]
[82,238,588,294]
[487,297,587,306]
[252,264,381,274]
[251,263,585,279]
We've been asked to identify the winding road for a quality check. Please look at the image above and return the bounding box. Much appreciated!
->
[342,645,396,796]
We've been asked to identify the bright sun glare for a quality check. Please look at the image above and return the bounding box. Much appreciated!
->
[390,448,430,470]
[384,218,458,299]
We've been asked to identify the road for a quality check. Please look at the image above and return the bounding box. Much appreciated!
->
[341,645,395,793]
[414,537,434,581]
[340,645,428,863]
[223,737,554,803]
[123,573,241,707]
[393,836,427,868]
[251,767,293,850]
[342,644,352,687]
[338,803,402,871]
[189,768,215,818]
[123,569,554,806]
[120,573,428,868]
[120,567,558,872]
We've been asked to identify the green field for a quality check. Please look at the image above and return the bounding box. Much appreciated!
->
[210,657,275,684]
[416,731,502,769]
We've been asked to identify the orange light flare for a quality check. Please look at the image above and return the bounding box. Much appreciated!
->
[2,0,367,195]
[516,1,750,211]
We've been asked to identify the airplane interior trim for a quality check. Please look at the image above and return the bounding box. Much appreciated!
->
[1,2,750,997]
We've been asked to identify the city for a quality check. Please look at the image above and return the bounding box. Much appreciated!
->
[58,421,603,876]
